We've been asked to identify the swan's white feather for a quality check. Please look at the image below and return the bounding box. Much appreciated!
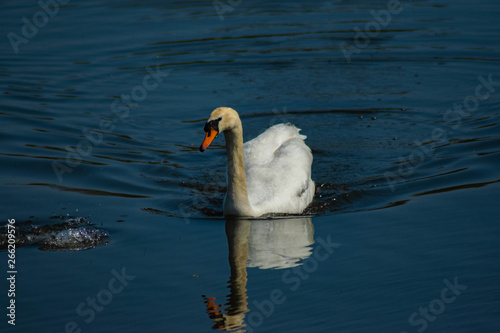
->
[243,123,315,216]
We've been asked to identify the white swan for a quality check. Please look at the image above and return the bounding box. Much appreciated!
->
[199,107,315,217]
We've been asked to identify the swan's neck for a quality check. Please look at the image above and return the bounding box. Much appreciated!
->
[224,126,255,217]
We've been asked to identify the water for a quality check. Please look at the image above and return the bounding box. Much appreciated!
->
[1,0,499,332]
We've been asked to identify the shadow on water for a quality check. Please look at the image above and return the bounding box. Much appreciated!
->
[203,217,314,332]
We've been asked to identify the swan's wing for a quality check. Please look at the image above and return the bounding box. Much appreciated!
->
[244,123,306,166]
[244,124,315,215]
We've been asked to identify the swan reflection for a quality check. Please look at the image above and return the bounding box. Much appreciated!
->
[204,217,314,332]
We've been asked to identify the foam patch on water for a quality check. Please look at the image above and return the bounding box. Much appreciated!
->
[0,217,109,251]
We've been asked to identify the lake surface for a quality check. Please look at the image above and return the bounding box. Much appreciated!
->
[1,0,499,332]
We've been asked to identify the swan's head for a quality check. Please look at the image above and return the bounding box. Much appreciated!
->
[199,107,241,152]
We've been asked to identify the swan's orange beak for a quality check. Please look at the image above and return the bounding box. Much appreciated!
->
[199,127,218,152]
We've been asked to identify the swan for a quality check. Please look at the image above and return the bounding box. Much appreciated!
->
[199,107,315,217]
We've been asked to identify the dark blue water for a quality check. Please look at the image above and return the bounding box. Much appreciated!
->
[1,0,499,332]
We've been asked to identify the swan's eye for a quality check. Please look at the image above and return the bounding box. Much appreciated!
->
[204,117,222,135]
[211,117,222,130]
